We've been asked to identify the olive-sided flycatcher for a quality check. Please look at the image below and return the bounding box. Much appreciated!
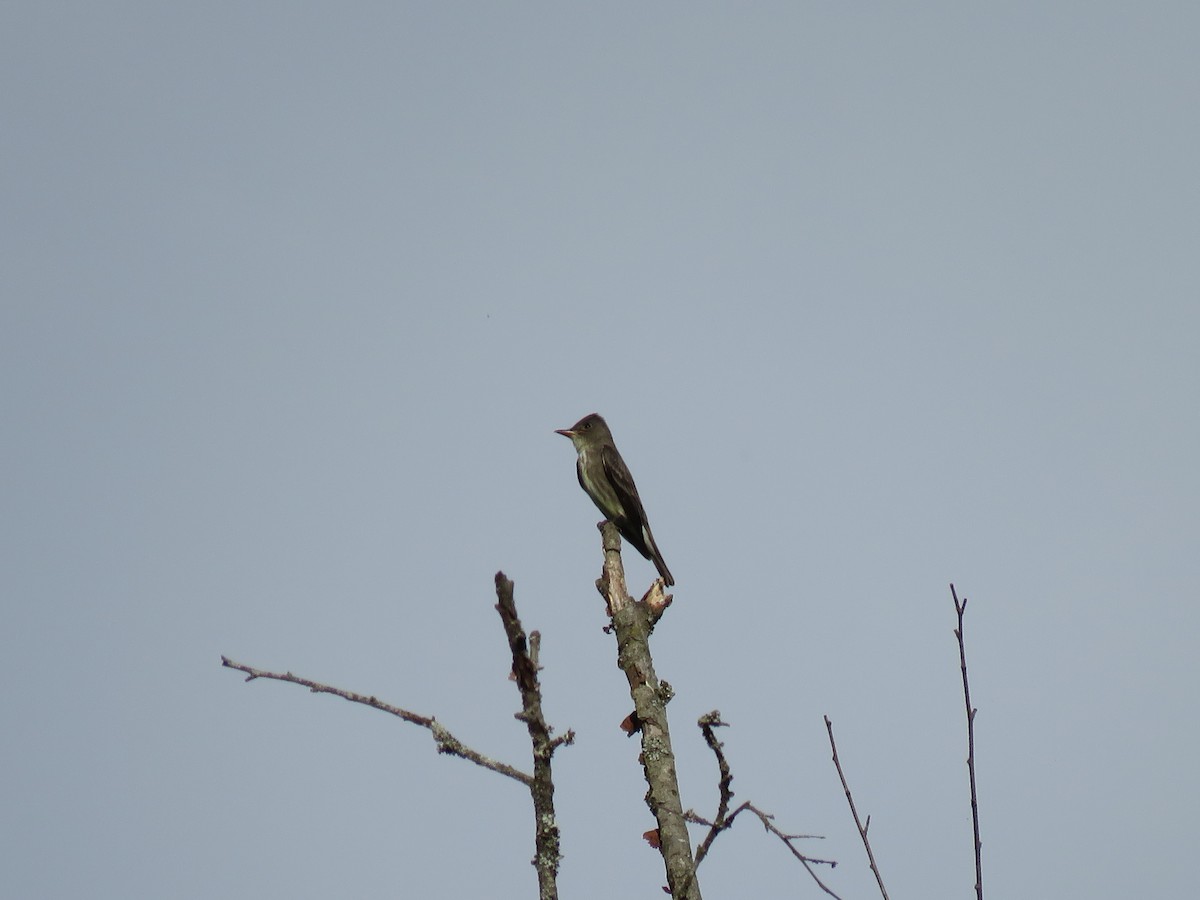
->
[556,413,675,586]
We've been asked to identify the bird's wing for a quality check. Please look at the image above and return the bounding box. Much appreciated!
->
[601,444,652,557]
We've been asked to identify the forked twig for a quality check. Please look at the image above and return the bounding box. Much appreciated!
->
[686,712,842,899]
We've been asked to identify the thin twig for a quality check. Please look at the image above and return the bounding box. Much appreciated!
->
[220,655,533,785]
[951,583,984,900]
[686,712,842,899]
[824,716,890,900]
[691,711,733,868]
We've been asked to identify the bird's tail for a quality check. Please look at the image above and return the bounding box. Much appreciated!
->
[640,523,674,587]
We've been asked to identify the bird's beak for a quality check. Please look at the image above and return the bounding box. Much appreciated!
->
[555,429,575,438]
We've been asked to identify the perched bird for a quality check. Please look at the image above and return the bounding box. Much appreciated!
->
[555,413,674,586]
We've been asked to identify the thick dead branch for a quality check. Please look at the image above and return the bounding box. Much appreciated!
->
[596,521,700,900]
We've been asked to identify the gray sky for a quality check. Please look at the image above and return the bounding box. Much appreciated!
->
[3,4,1197,898]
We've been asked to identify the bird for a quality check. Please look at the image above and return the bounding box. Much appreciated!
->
[555,413,674,586]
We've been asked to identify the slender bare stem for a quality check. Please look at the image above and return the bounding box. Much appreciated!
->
[824,716,890,900]
[951,583,984,900]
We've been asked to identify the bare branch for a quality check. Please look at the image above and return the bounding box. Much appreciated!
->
[824,716,890,900]
[686,712,841,899]
[220,655,533,785]
[596,521,700,900]
[223,574,572,900]
[495,571,571,900]
[691,711,733,868]
[951,583,985,900]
